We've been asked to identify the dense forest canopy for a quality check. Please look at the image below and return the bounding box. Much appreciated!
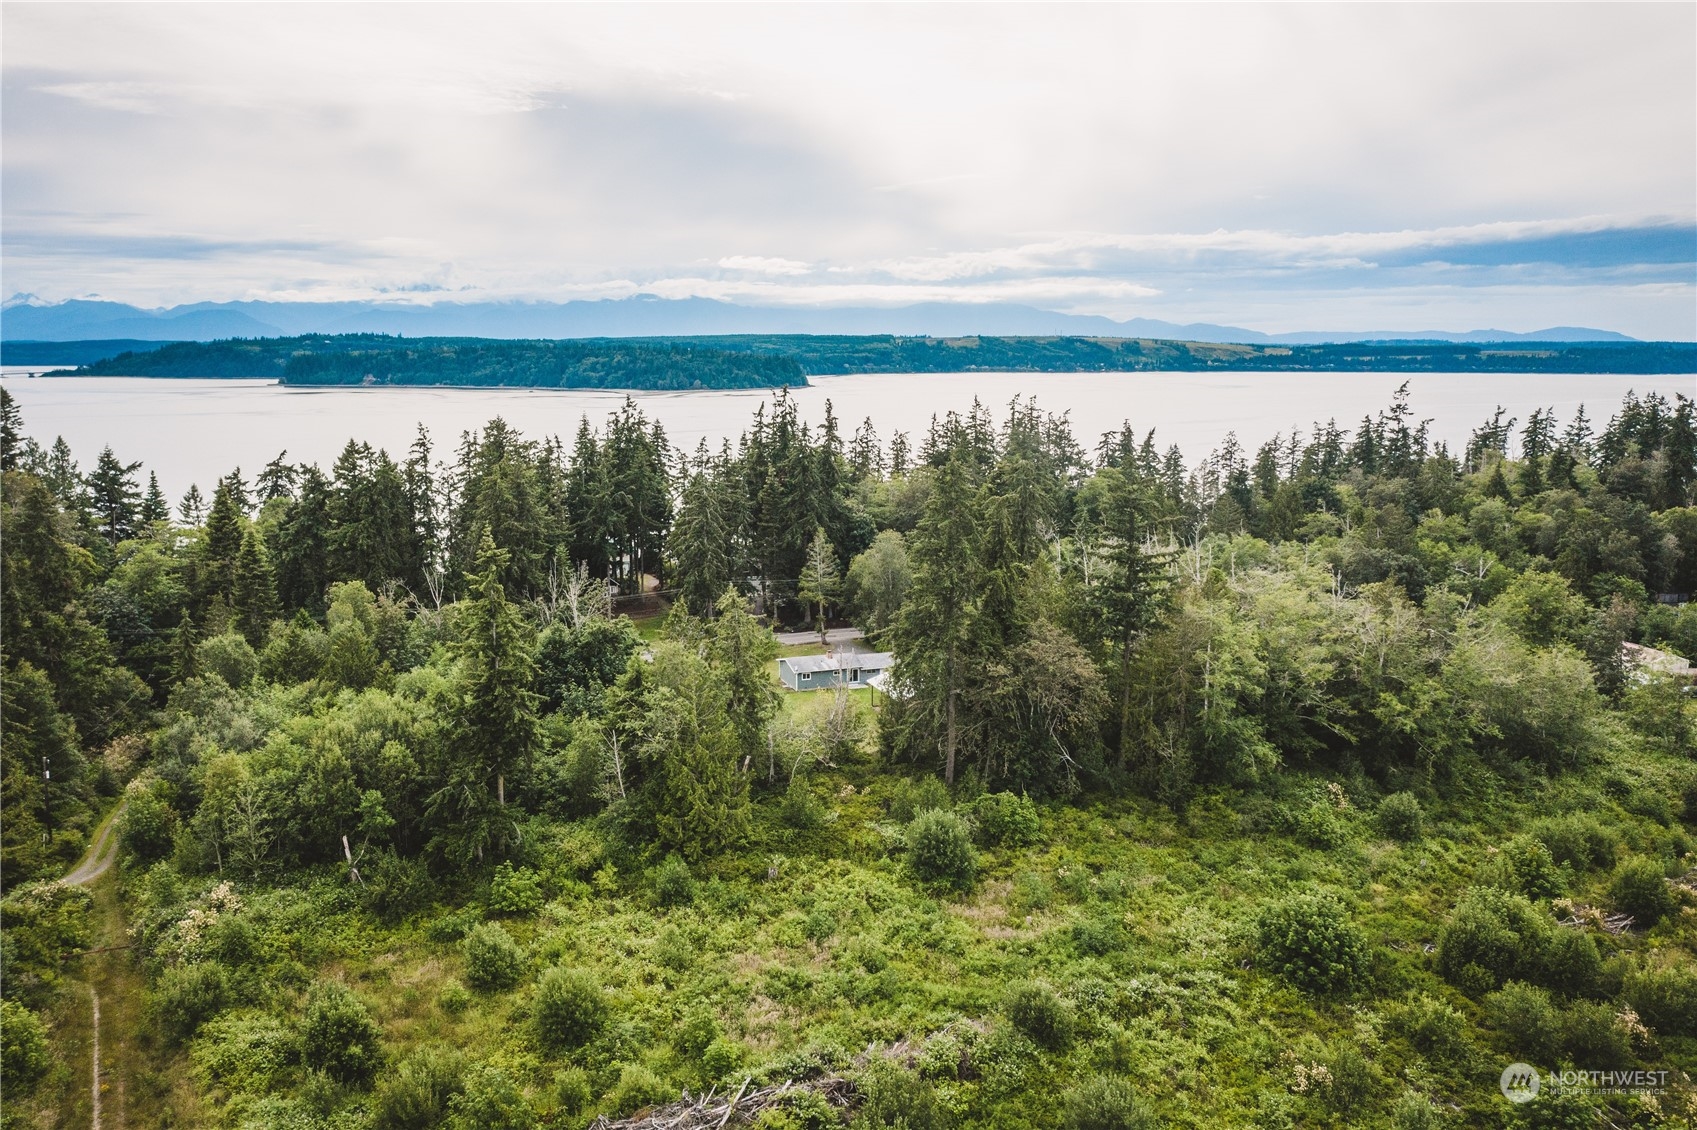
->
[40,332,1697,385]
[54,335,807,390]
[4,381,1697,1128]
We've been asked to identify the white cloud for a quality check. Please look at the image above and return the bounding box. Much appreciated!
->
[716,256,811,276]
[1,5,1691,334]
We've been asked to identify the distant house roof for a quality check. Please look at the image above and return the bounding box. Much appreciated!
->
[780,651,895,676]
[1623,641,1694,679]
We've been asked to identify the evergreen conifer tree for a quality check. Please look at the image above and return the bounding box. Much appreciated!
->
[140,472,170,525]
[797,526,841,647]
[232,528,282,644]
[86,446,142,548]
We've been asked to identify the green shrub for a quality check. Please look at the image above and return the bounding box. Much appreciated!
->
[1610,857,1677,928]
[1392,994,1471,1066]
[1529,813,1616,872]
[1002,980,1075,1050]
[755,1089,840,1130]
[968,792,1042,849]
[1481,835,1565,901]
[1540,926,1604,999]
[426,906,483,943]
[364,851,436,924]
[905,809,978,891]
[1316,1040,1375,1114]
[120,783,180,863]
[300,981,381,1085]
[1483,981,1558,1062]
[1256,892,1368,994]
[487,864,544,917]
[153,961,231,1042]
[701,1037,744,1079]
[651,853,698,908]
[1436,887,1597,996]
[854,1058,945,1130]
[1294,804,1350,850]
[1071,917,1124,956]
[462,923,525,991]
[1012,871,1052,911]
[532,967,607,1052]
[437,979,471,1016]
[887,777,950,824]
[1558,999,1634,1069]
[552,1067,593,1116]
[1390,1091,1441,1130]
[1062,1075,1156,1130]
[609,1063,672,1117]
[1376,792,1424,841]
[197,631,258,687]
[780,775,827,830]
[916,1029,973,1082]
[447,1063,536,1130]
[1624,961,1697,1038]
[0,999,49,1095]
[373,1045,465,1130]
[654,924,696,971]
[190,1011,296,1095]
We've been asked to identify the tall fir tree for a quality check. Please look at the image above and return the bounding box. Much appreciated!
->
[197,478,245,612]
[671,442,742,615]
[707,586,780,779]
[232,527,282,645]
[140,471,170,525]
[274,466,333,615]
[179,483,207,525]
[257,451,297,501]
[429,532,538,863]
[0,387,22,472]
[888,454,985,784]
[797,526,841,648]
[86,446,143,548]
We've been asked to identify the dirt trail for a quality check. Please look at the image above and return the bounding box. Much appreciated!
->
[62,802,126,1130]
[63,800,125,886]
[90,987,103,1130]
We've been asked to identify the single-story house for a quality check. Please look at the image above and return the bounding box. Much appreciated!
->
[778,651,894,691]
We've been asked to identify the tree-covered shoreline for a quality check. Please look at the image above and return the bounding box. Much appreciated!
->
[55,335,807,390]
[3,382,1697,1128]
[42,331,1697,386]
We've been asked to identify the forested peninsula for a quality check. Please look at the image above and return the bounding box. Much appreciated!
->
[55,335,807,390]
[5,381,1697,1128]
[42,332,1697,387]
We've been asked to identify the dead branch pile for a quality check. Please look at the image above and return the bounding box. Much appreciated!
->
[588,1075,857,1130]
[1554,899,1636,934]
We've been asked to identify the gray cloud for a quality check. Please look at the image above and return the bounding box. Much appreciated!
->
[1,5,1692,337]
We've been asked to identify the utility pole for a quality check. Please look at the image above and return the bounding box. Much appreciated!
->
[42,755,51,844]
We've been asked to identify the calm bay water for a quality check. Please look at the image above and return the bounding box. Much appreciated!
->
[3,368,1692,501]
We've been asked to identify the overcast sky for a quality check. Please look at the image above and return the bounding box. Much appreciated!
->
[4,3,1694,337]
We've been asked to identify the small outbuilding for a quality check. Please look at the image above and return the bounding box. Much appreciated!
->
[778,651,894,691]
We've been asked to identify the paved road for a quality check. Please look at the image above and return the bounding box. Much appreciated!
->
[63,801,124,886]
[773,627,865,647]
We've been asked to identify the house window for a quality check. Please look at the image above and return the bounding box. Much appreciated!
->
[849,670,860,682]
[800,672,811,681]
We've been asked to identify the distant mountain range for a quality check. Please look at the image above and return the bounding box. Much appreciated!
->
[0,294,1643,345]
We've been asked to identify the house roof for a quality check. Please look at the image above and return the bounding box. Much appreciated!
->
[780,652,895,676]
[1623,641,1694,676]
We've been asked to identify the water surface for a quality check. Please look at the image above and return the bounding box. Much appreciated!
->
[3,369,1690,500]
